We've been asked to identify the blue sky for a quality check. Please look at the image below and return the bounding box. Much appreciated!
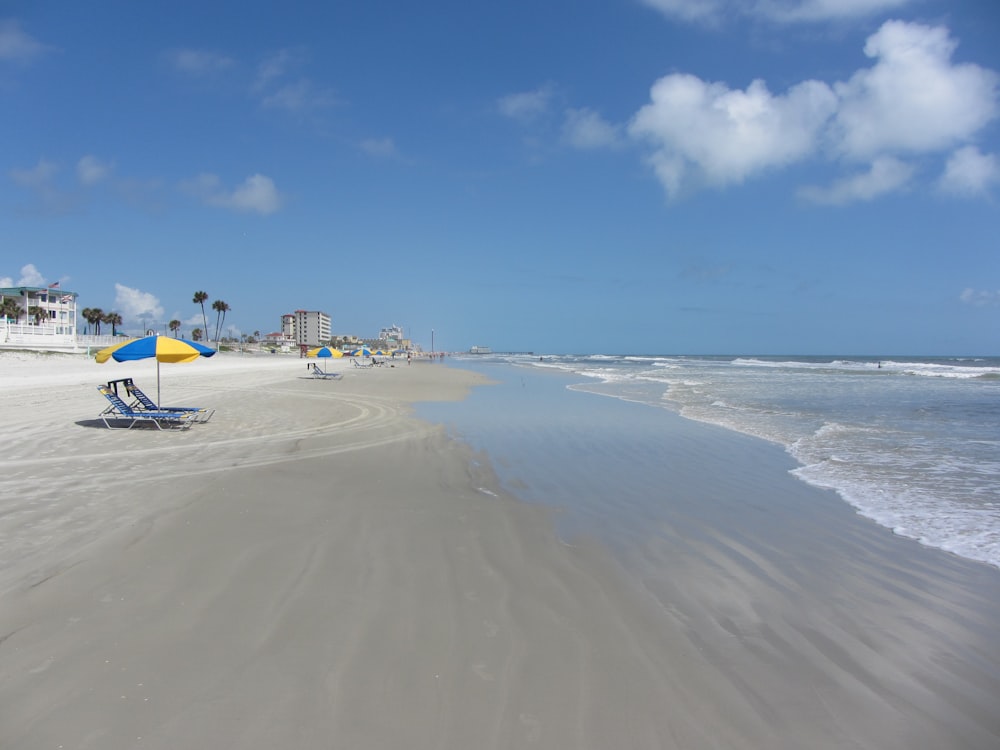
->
[2,0,998,354]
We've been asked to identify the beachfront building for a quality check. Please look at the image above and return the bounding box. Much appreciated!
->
[263,331,296,349]
[379,324,404,345]
[377,324,413,351]
[0,285,79,350]
[290,309,331,347]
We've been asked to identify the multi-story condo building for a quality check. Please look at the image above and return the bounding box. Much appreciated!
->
[290,310,331,347]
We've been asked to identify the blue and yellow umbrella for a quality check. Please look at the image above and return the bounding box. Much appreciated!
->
[306,346,344,358]
[96,335,215,404]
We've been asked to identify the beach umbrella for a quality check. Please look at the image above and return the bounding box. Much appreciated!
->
[349,346,372,357]
[95,335,215,405]
[306,346,344,358]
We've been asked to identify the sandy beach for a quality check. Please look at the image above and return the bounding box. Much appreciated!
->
[1,350,998,749]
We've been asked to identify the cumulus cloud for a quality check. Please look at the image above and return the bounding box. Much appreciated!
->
[114,283,164,325]
[798,156,914,204]
[939,146,999,196]
[640,0,915,24]
[629,75,837,195]
[831,21,999,159]
[498,86,554,122]
[77,155,113,186]
[960,288,1000,307]
[0,263,63,289]
[626,20,999,202]
[16,263,45,286]
[563,108,621,149]
[0,19,50,64]
[183,173,283,215]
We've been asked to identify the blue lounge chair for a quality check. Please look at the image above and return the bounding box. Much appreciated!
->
[97,385,196,430]
[115,378,215,422]
[309,362,342,379]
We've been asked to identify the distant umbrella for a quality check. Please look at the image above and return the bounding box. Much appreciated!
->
[95,335,215,405]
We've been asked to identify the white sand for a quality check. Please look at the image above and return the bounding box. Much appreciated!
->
[1,350,998,749]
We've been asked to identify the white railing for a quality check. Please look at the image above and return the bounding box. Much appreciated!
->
[0,321,121,352]
[1,321,75,347]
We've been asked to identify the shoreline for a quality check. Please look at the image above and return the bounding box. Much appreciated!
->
[1,352,998,749]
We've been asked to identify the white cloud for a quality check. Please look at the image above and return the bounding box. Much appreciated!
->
[798,156,914,204]
[640,0,914,24]
[629,74,836,196]
[0,263,61,289]
[498,86,554,122]
[251,50,337,112]
[939,146,999,196]
[17,263,45,286]
[757,0,912,23]
[167,48,234,75]
[254,50,295,92]
[960,288,1000,307]
[563,108,621,149]
[259,79,338,112]
[639,0,725,24]
[831,21,999,159]
[9,159,57,188]
[114,283,164,324]
[77,155,112,186]
[626,20,999,201]
[0,19,49,64]
[184,173,282,215]
[223,174,282,214]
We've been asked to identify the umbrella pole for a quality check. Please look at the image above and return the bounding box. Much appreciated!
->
[157,360,161,406]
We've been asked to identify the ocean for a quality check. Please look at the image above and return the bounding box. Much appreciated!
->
[422,354,1000,571]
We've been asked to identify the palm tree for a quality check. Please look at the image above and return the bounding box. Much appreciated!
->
[169,319,182,337]
[89,307,104,335]
[28,305,46,325]
[193,291,209,346]
[1,297,23,322]
[191,328,203,342]
[103,311,123,336]
[211,299,230,344]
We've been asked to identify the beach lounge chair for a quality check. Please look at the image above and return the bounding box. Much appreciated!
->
[114,378,215,422]
[352,358,373,368]
[97,385,196,430]
[309,363,342,380]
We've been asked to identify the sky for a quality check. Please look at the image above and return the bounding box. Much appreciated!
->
[1,0,998,355]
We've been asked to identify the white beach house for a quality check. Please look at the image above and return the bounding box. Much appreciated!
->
[0,285,80,351]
